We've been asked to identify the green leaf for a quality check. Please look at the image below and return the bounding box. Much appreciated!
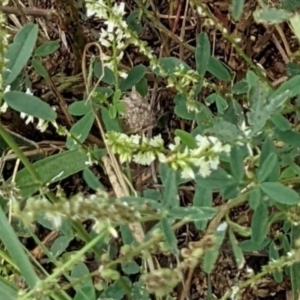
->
[0,207,39,288]
[230,145,245,182]
[153,57,191,77]
[121,261,140,275]
[4,91,56,121]
[222,182,240,199]
[71,262,93,291]
[205,119,243,144]
[270,113,291,131]
[203,222,227,274]
[273,74,300,98]
[68,101,92,116]
[127,11,143,34]
[0,277,18,300]
[119,64,147,91]
[257,153,278,183]
[50,235,72,257]
[259,137,279,181]
[175,129,197,148]
[240,238,270,252]
[74,286,96,300]
[195,104,214,131]
[160,218,178,255]
[34,41,60,57]
[247,83,270,135]
[168,206,216,221]
[251,202,269,245]
[93,61,115,84]
[113,89,122,104]
[174,95,197,120]
[101,107,121,132]
[95,87,114,98]
[135,77,148,97]
[275,129,300,147]
[5,23,39,85]
[196,168,236,189]
[282,0,300,11]
[83,168,104,190]
[229,229,245,269]
[12,149,89,197]
[101,277,131,300]
[131,281,150,300]
[193,186,212,230]
[195,32,210,76]
[261,182,300,205]
[269,242,283,283]
[254,8,292,25]
[207,57,231,81]
[205,93,228,114]
[66,111,95,150]
[31,58,47,78]
[249,187,261,210]
[108,103,117,119]
[231,0,245,21]
[246,70,259,87]
[232,79,248,94]
[162,166,178,208]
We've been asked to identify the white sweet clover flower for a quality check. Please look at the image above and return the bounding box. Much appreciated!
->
[107,132,231,180]
[36,118,48,132]
[105,132,165,164]
[87,0,128,77]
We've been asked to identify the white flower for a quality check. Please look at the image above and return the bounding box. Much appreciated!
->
[195,135,211,152]
[99,35,111,47]
[149,134,164,147]
[197,158,212,177]
[211,140,223,153]
[133,151,155,165]
[157,152,167,162]
[217,221,228,232]
[130,134,141,145]
[119,71,128,78]
[36,118,48,132]
[4,85,10,93]
[239,121,251,138]
[0,102,8,113]
[25,87,33,95]
[181,166,195,179]
[105,19,116,32]
[169,136,181,151]
[113,2,126,17]
[20,112,34,124]
[119,152,132,163]
[208,157,219,170]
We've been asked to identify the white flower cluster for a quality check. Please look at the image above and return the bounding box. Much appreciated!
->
[162,135,231,179]
[86,0,129,78]
[105,132,165,165]
[106,131,231,179]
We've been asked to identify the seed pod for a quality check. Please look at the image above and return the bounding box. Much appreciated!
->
[120,87,154,133]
